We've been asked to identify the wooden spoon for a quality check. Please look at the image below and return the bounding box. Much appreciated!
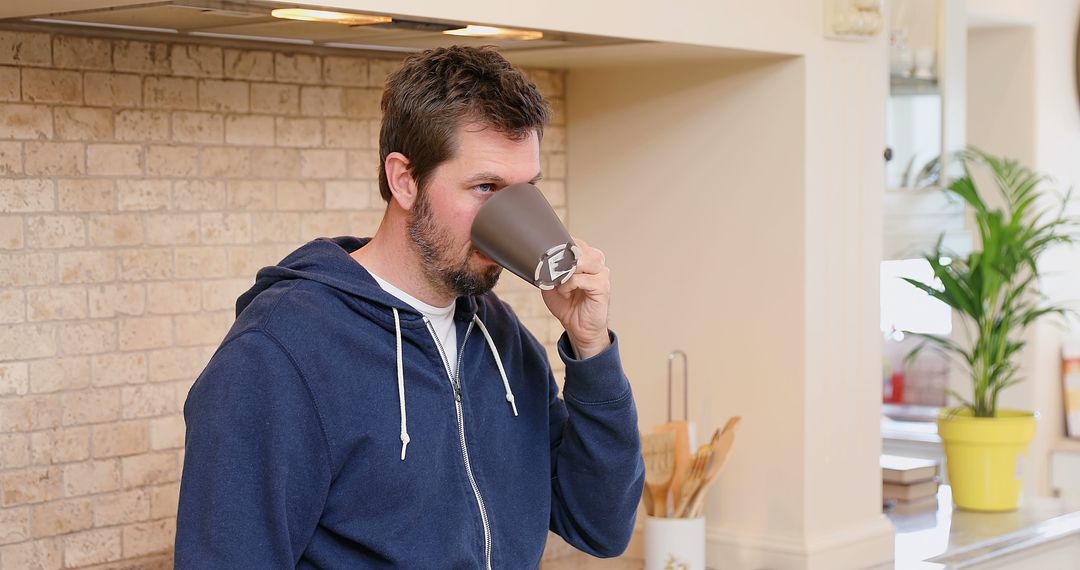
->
[685,416,741,518]
[642,431,676,517]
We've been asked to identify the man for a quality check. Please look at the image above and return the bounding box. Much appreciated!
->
[175,45,645,568]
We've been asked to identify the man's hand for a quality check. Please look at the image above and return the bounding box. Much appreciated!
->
[541,238,612,359]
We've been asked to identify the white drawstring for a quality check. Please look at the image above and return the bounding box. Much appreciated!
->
[392,308,410,461]
[473,315,518,417]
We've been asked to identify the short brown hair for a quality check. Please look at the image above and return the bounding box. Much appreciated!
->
[377,46,551,203]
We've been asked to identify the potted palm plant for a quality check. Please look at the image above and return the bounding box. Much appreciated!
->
[903,148,1075,512]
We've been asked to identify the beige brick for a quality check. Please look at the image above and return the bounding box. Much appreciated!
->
[251,212,300,243]
[0,66,17,101]
[21,68,81,104]
[53,35,110,70]
[0,178,53,212]
[172,110,224,144]
[24,141,83,176]
[0,323,56,360]
[275,52,321,84]
[224,49,273,80]
[57,179,114,212]
[0,434,30,469]
[277,180,323,210]
[123,517,175,558]
[550,97,566,125]
[25,215,85,249]
[225,114,274,146]
[29,356,90,394]
[251,82,298,114]
[175,247,227,279]
[53,107,112,140]
[347,207,381,232]
[91,352,147,387]
[149,414,185,450]
[301,212,350,239]
[118,248,172,281]
[93,421,150,458]
[27,286,87,321]
[171,44,222,78]
[114,109,168,141]
[199,212,250,245]
[275,117,322,147]
[148,346,206,383]
[62,389,120,427]
[199,79,248,112]
[546,153,567,179]
[122,452,178,488]
[143,76,196,109]
[0,103,52,139]
[225,181,273,212]
[59,320,116,355]
[343,87,381,119]
[84,72,141,108]
[0,507,29,545]
[145,145,199,177]
[174,311,232,346]
[30,427,90,465]
[368,58,402,86]
[62,527,121,567]
[146,282,200,314]
[88,214,143,247]
[200,278,248,312]
[0,31,51,67]
[87,144,143,176]
[144,213,198,246]
[326,180,371,210]
[543,125,566,153]
[113,39,170,73]
[93,489,149,527]
[88,283,144,319]
[174,179,225,211]
[251,147,301,178]
[324,56,369,86]
[0,289,24,324]
[63,459,120,497]
[0,216,21,250]
[118,316,172,351]
[148,482,179,520]
[300,86,344,117]
[0,140,20,174]
[201,146,251,178]
[325,118,368,148]
[301,149,347,179]
[0,537,62,569]
[540,180,566,208]
[0,395,54,432]
[0,467,62,506]
[117,178,171,211]
[58,250,115,284]
[0,252,55,287]
[347,149,379,180]
[527,69,565,99]
[366,119,379,148]
[0,361,29,395]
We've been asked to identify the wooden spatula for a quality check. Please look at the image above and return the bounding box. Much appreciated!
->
[642,431,676,518]
[685,416,741,518]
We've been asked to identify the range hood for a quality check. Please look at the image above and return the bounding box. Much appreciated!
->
[1,0,637,54]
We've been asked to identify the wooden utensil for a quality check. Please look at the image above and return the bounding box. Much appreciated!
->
[685,416,741,518]
[673,444,712,517]
[655,350,692,512]
[642,431,676,518]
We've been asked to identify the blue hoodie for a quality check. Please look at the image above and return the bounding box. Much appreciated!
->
[174,236,645,569]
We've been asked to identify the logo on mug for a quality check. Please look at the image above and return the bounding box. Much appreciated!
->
[534,243,580,290]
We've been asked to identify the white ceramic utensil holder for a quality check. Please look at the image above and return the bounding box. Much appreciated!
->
[644,515,705,570]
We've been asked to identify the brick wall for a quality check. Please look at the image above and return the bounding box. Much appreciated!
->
[0,27,568,568]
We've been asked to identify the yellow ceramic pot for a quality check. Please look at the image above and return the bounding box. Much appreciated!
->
[937,409,1036,512]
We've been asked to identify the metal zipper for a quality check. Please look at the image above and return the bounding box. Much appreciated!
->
[423,317,493,570]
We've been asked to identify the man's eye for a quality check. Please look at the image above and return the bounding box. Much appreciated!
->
[474,183,496,194]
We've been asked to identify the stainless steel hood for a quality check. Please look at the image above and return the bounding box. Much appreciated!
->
[0,0,637,55]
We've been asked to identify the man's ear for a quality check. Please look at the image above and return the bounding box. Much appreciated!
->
[384,152,419,211]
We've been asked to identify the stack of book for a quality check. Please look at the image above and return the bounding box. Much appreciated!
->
[881,454,940,515]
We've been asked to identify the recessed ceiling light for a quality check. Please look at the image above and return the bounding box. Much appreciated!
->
[443,25,543,40]
[270,8,392,26]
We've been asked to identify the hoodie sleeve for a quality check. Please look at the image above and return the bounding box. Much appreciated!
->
[174,330,331,569]
[546,330,646,557]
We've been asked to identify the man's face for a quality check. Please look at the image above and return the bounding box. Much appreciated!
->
[407,124,542,299]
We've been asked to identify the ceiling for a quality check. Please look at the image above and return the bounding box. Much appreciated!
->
[0,0,639,55]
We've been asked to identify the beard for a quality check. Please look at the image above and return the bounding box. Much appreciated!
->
[407,188,502,298]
